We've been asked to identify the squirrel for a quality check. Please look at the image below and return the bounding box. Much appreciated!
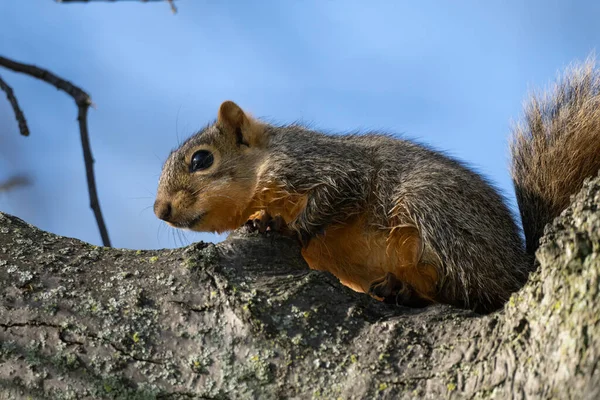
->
[154,60,600,312]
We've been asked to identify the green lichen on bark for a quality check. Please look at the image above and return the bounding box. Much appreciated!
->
[1,173,600,399]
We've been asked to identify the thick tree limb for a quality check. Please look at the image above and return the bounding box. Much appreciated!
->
[0,74,29,137]
[1,173,599,398]
[0,56,111,247]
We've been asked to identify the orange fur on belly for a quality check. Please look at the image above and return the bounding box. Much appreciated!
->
[302,217,439,300]
[245,185,439,301]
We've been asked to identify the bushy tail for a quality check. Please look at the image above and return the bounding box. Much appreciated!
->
[511,57,600,255]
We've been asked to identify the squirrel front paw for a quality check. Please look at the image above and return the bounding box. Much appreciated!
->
[368,272,431,308]
[244,210,288,234]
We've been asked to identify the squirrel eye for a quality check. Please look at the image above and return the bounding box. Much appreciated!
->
[190,150,214,172]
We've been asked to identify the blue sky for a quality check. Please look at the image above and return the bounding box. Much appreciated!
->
[0,0,598,250]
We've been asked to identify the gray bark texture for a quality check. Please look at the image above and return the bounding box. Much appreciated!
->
[1,174,600,400]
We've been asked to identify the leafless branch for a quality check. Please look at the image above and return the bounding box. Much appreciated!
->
[0,175,31,193]
[167,0,176,13]
[0,55,111,247]
[56,0,171,2]
[55,0,178,13]
[0,74,30,136]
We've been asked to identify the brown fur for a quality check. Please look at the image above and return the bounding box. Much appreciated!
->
[247,190,439,299]
[511,58,600,254]
[218,101,267,148]
[154,103,269,233]
[246,184,308,225]
[301,218,438,298]
[156,60,600,312]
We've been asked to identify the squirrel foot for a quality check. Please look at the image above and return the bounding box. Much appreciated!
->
[244,210,288,235]
[368,272,431,308]
[244,211,313,249]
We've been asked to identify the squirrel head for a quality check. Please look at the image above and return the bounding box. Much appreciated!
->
[154,101,268,233]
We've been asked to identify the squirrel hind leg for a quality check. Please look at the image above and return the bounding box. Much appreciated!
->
[368,272,432,308]
[368,272,398,299]
[374,225,440,306]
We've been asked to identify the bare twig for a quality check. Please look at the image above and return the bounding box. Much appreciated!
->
[0,175,31,193]
[0,55,111,247]
[167,0,176,13]
[55,0,178,12]
[56,0,171,2]
[0,74,30,136]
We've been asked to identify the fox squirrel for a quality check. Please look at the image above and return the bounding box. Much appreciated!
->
[154,60,600,312]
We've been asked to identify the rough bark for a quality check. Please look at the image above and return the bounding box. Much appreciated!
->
[1,174,600,400]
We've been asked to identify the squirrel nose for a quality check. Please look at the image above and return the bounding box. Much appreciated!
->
[154,200,172,221]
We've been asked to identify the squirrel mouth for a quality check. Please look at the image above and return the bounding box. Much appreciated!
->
[188,212,206,227]
[170,212,206,229]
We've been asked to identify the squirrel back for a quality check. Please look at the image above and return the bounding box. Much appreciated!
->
[155,59,600,312]
[512,59,600,254]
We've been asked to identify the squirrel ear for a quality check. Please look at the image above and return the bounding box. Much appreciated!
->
[217,101,266,148]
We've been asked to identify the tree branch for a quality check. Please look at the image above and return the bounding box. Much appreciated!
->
[56,0,172,2]
[1,171,600,398]
[0,175,31,193]
[0,74,29,136]
[55,0,178,13]
[0,55,111,247]
[167,0,176,13]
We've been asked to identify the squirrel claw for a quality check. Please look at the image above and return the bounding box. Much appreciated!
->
[368,272,399,299]
[244,211,289,235]
[368,273,431,308]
